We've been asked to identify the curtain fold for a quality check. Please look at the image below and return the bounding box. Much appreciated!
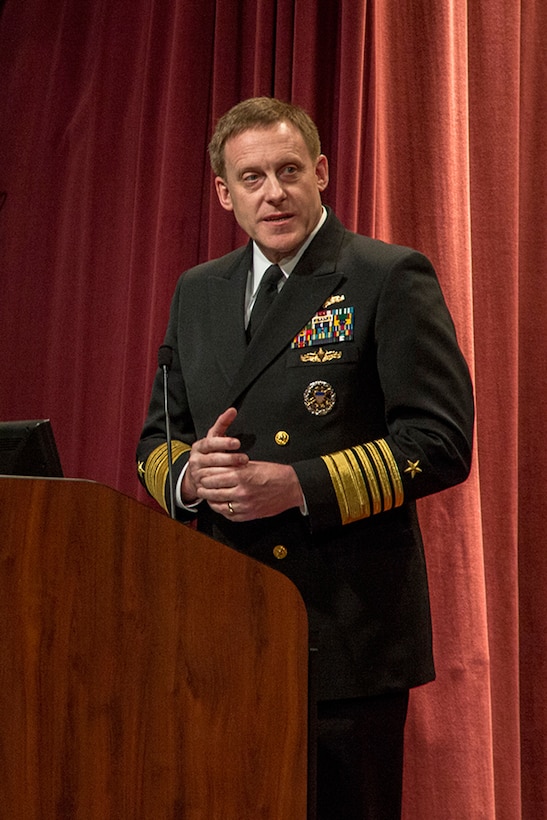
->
[467,1,522,813]
[0,1,544,816]
[517,1,547,813]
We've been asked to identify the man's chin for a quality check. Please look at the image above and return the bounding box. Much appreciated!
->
[256,234,304,263]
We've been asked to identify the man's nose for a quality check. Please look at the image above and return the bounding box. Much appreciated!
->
[264,174,286,201]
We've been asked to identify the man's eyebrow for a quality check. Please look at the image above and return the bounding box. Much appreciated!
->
[233,154,304,179]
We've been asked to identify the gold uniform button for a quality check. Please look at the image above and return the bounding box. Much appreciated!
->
[273,545,288,560]
[274,430,290,446]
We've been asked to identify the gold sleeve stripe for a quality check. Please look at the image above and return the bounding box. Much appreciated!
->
[374,438,404,508]
[320,453,349,521]
[339,448,372,520]
[362,442,393,512]
[321,450,370,524]
[143,441,191,513]
[353,445,382,516]
[321,438,404,525]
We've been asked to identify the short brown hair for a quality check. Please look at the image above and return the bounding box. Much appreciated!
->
[208,97,321,178]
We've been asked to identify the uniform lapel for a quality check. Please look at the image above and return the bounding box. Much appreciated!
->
[208,244,251,384]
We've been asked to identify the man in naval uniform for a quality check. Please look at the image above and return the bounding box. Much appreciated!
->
[137,97,474,819]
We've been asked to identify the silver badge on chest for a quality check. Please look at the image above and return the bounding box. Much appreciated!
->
[303,380,337,415]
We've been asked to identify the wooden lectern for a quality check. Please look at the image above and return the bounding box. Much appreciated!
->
[0,477,308,818]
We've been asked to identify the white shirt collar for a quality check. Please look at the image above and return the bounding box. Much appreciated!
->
[250,206,327,295]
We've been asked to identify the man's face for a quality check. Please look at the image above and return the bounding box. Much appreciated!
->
[215,122,329,264]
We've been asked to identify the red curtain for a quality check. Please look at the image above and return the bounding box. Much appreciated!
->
[1,1,545,816]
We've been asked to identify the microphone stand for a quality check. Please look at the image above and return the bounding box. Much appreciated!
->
[158,345,176,519]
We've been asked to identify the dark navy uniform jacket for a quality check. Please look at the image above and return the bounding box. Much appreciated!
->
[137,208,474,701]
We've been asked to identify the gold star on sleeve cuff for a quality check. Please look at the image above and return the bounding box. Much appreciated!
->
[321,438,404,525]
[404,459,422,479]
[141,441,191,513]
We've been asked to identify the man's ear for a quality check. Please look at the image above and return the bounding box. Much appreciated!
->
[315,154,329,192]
[215,177,234,212]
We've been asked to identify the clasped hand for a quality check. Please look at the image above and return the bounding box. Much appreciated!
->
[180,407,304,521]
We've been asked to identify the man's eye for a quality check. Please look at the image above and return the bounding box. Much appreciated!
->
[243,174,259,184]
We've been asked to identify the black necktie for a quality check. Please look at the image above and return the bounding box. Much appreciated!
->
[247,264,284,340]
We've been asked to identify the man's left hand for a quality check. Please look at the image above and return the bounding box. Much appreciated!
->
[197,460,305,521]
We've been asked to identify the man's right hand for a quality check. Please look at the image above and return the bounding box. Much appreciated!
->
[180,407,248,504]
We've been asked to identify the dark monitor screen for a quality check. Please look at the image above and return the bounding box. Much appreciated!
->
[0,419,64,477]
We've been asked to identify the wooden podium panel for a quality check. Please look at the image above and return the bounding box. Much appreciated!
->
[0,477,308,819]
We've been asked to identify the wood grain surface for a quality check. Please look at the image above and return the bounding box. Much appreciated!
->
[0,477,308,819]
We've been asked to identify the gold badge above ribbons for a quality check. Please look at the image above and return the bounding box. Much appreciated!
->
[303,380,337,415]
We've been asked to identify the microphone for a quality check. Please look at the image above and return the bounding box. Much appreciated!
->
[158,344,173,370]
[158,344,176,519]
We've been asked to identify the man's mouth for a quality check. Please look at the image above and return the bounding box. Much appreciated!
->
[263,213,293,223]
